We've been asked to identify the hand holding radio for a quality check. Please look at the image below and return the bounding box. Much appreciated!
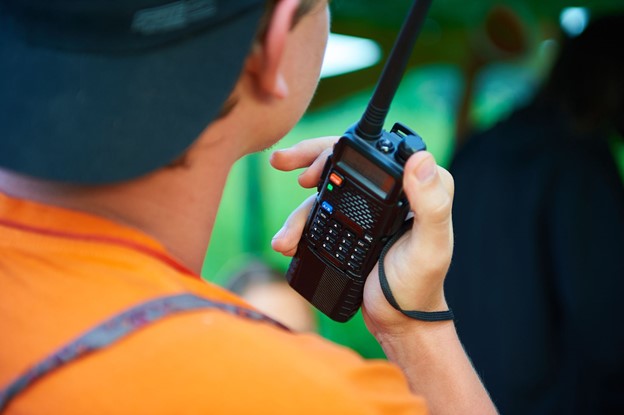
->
[360,150,454,334]
[271,138,455,330]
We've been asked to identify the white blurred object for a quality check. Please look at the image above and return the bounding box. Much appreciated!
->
[320,33,382,78]
[560,7,590,37]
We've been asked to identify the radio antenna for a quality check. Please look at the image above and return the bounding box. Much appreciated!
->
[355,0,433,140]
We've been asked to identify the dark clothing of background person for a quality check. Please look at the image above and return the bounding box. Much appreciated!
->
[447,102,624,414]
[445,13,624,415]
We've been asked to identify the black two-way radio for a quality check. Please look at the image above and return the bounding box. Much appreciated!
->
[286,0,433,322]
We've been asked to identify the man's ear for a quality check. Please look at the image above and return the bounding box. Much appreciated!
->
[245,0,300,99]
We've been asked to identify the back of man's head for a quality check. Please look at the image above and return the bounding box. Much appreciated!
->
[0,0,266,184]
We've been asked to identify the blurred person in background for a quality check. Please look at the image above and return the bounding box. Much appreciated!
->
[225,257,318,332]
[447,12,624,415]
[0,0,497,413]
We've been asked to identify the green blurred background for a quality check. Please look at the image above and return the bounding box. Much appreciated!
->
[202,0,624,358]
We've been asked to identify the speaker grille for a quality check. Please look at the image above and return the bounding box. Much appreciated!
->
[325,186,382,231]
[312,265,347,315]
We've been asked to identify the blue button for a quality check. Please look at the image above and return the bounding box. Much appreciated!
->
[321,201,333,214]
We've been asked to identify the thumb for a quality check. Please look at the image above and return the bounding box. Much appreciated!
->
[401,151,454,282]
[404,151,454,229]
[363,151,455,317]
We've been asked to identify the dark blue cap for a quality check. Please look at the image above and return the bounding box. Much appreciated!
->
[0,0,265,184]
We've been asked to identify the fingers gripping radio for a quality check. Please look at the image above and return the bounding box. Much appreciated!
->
[287,124,426,322]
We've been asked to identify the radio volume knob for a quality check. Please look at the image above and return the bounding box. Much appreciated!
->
[376,137,394,153]
[395,134,426,165]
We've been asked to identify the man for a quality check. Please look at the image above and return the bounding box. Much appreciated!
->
[0,0,496,413]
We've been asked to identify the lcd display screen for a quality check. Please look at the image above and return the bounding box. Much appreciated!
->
[339,146,395,198]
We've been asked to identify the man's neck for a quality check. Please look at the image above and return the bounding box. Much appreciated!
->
[0,139,237,274]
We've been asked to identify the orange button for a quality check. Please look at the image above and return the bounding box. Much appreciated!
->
[329,172,343,186]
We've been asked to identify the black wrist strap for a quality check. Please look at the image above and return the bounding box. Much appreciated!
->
[378,218,454,322]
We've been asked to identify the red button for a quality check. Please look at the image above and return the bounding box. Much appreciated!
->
[329,172,343,186]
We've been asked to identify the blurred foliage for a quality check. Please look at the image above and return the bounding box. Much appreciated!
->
[314,0,623,108]
[330,0,623,29]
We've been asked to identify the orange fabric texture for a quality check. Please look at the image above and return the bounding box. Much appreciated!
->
[0,193,427,415]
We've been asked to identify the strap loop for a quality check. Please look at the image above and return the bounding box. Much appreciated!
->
[378,218,454,322]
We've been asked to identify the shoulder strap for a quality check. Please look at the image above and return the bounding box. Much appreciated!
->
[0,293,288,412]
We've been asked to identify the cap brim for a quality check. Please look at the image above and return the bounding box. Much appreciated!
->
[0,5,263,184]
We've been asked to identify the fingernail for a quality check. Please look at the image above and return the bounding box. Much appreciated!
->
[416,155,436,183]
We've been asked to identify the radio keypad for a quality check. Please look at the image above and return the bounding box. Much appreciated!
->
[347,260,360,272]
[309,203,372,274]
[310,232,322,244]
[356,239,370,250]
[309,213,327,247]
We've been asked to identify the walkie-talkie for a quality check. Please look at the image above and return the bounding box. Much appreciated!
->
[286,0,433,322]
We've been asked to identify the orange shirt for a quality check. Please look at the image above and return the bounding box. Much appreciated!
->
[0,192,427,414]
